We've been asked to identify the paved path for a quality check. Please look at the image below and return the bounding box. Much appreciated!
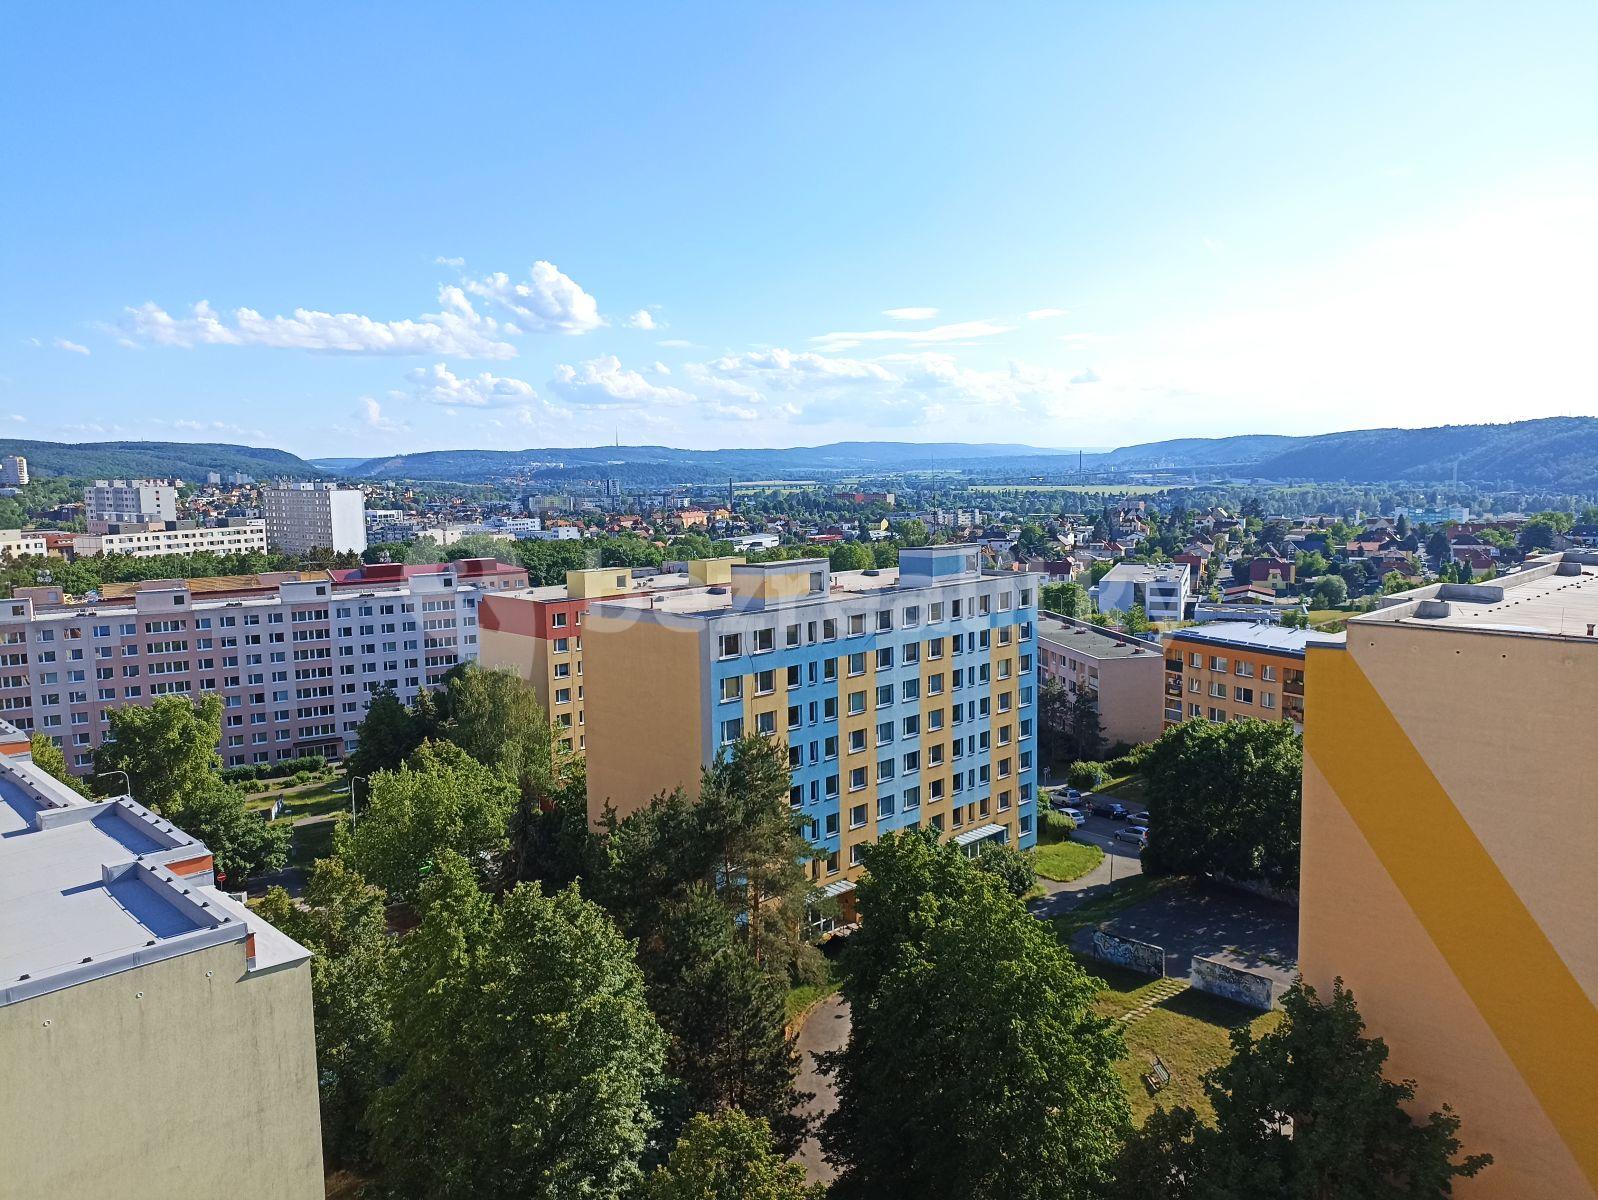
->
[1028,819,1146,919]
[792,993,850,1186]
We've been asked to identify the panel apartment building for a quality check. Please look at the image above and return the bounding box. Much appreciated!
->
[73,517,268,558]
[584,547,1042,896]
[0,566,485,773]
[1162,622,1344,730]
[1301,553,1598,1200]
[85,478,178,526]
[263,481,367,555]
[0,723,323,1198]
[479,558,743,756]
[1037,614,1164,747]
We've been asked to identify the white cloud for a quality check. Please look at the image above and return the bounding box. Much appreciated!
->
[462,261,603,334]
[656,338,696,348]
[359,397,405,432]
[625,309,657,330]
[5,414,26,423]
[1026,308,1070,320]
[549,355,695,407]
[124,287,518,359]
[652,361,671,375]
[1071,368,1101,384]
[883,307,939,321]
[405,362,538,408]
[54,338,90,355]
[434,255,465,268]
[811,318,1013,352]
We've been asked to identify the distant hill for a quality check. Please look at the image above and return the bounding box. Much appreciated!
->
[8,416,1597,490]
[340,441,1076,483]
[0,439,319,480]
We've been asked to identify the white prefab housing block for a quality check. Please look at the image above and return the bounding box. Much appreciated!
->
[263,483,367,554]
[84,479,178,526]
[1094,562,1190,623]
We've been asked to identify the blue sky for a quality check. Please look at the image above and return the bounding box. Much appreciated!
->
[3,2,1594,456]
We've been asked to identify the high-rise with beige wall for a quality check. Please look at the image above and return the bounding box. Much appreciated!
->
[583,548,1042,905]
[478,559,742,755]
[0,720,323,1198]
[1301,552,1598,1199]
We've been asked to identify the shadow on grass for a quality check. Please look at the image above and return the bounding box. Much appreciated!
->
[1156,986,1263,1030]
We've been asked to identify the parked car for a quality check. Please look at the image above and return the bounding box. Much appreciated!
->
[1130,811,1151,824]
[1092,799,1128,820]
[1114,824,1149,847]
[1060,806,1088,825]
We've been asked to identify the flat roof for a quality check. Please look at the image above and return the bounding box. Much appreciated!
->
[1036,615,1162,661]
[1353,552,1598,641]
[0,750,308,1006]
[591,565,1018,618]
[1168,622,1345,657]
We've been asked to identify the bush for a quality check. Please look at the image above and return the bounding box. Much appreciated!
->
[974,843,1038,899]
[291,770,317,787]
[1067,761,1105,790]
[1039,810,1076,841]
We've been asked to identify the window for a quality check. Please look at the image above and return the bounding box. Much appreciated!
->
[875,647,893,670]
[755,710,776,735]
[1234,660,1254,678]
[902,785,920,810]
[1261,664,1277,682]
[754,669,775,695]
[848,613,866,636]
[1210,681,1227,698]
[902,641,919,665]
[1261,692,1277,710]
[901,713,920,737]
[850,768,868,792]
[848,690,867,715]
[785,624,801,648]
[718,633,742,658]
[753,627,774,653]
[1235,687,1254,705]
[875,683,894,708]
[1189,651,1202,667]
[877,794,895,818]
[849,843,866,867]
[848,652,866,676]
[720,716,743,744]
[849,728,867,753]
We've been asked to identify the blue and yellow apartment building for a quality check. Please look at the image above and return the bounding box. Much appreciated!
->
[583,547,1042,908]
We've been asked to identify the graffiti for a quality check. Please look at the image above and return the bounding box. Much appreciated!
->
[1190,954,1274,1010]
[1091,930,1165,977]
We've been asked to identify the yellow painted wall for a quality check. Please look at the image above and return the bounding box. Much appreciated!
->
[583,610,704,824]
[1302,631,1598,1199]
[837,650,878,879]
[920,634,953,839]
[0,942,323,1199]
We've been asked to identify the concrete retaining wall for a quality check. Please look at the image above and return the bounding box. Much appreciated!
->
[1190,955,1274,1010]
[1090,930,1165,977]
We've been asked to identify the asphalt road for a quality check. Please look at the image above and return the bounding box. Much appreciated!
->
[793,993,850,1186]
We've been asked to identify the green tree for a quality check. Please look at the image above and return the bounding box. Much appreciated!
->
[1142,719,1302,888]
[28,733,87,795]
[506,761,599,889]
[345,685,425,779]
[1110,980,1491,1199]
[893,518,930,547]
[1014,523,1052,558]
[973,841,1037,898]
[257,859,395,1169]
[638,888,807,1151]
[646,1110,825,1200]
[822,831,1128,1199]
[1123,603,1151,634]
[370,852,667,1199]
[174,783,291,885]
[435,664,557,800]
[95,693,222,809]
[342,740,517,900]
[1310,574,1348,608]
[1040,580,1091,618]
[1425,531,1450,566]
[828,542,875,572]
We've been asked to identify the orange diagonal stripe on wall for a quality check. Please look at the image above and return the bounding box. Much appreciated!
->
[1306,649,1598,1190]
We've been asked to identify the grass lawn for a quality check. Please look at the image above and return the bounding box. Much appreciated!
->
[1097,773,1147,806]
[246,775,349,821]
[1034,838,1103,883]
[1083,959,1281,1124]
[286,816,338,868]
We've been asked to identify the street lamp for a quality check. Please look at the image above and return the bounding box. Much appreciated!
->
[350,775,368,830]
[96,770,132,799]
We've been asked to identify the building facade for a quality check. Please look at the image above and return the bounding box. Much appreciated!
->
[0,455,27,487]
[1095,562,1190,623]
[1162,623,1343,730]
[583,548,1042,895]
[0,569,482,772]
[0,727,324,1198]
[73,518,268,558]
[1301,554,1598,1199]
[1036,615,1164,747]
[0,528,47,558]
[84,478,178,526]
[263,482,367,554]
[478,559,739,756]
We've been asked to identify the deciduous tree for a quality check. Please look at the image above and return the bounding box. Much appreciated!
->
[95,693,222,809]
[29,733,87,795]
[646,1110,825,1200]
[822,831,1128,1199]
